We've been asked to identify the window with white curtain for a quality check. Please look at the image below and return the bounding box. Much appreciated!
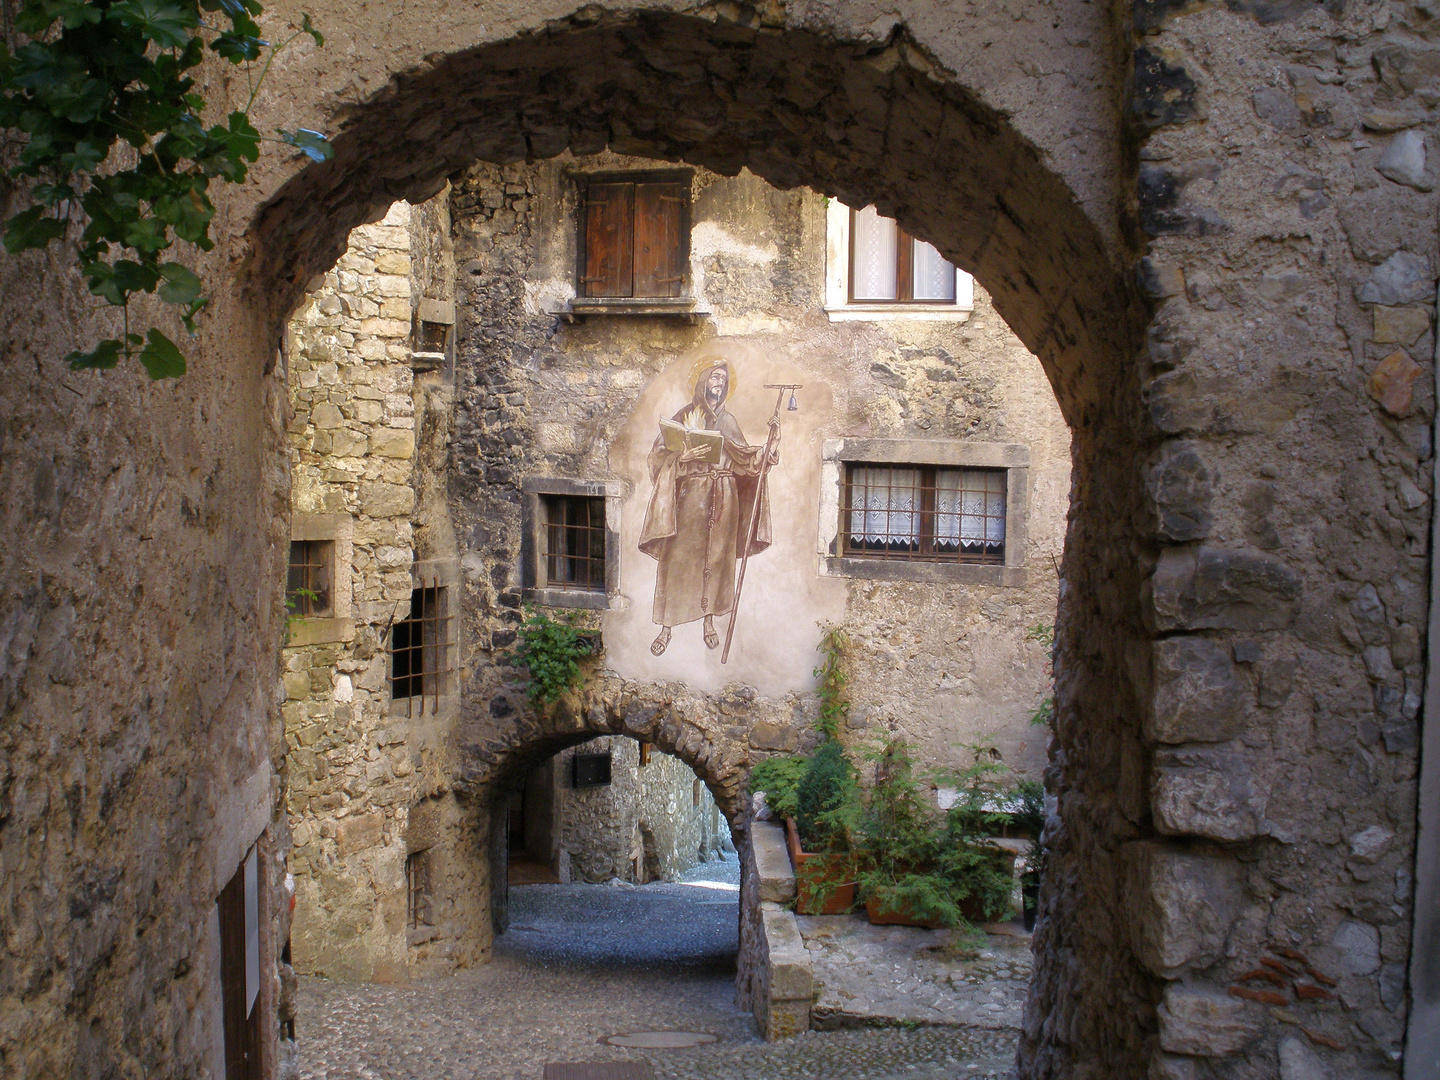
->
[844,464,1006,564]
[849,206,958,304]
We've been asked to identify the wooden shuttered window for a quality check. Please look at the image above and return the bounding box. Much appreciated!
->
[579,177,688,299]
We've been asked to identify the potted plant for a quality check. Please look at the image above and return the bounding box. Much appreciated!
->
[787,740,859,914]
[853,739,1014,929]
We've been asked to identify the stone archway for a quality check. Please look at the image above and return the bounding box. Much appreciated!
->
[248,13,1151,1076]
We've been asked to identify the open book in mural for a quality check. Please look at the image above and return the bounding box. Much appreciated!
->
[639,359,794,660]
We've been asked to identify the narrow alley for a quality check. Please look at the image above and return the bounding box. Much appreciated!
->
[297,855,1022,1080]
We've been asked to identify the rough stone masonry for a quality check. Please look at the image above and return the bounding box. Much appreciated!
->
[0,1,1435,1079]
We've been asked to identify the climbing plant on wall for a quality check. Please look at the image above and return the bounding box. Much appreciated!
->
[0,0,330,377]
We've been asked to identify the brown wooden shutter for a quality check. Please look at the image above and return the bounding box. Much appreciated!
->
[581,182,633,297]
[633,182,686,298]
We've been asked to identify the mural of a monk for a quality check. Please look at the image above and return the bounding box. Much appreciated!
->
[639,361,779,656]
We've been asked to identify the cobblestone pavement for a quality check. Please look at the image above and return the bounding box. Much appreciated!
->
[797,914,1033,1030]
[298,855,1020,1080]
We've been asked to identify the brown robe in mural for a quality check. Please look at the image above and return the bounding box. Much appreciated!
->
[639,370,773,628]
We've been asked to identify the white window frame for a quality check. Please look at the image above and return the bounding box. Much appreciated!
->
[823,200,975,322]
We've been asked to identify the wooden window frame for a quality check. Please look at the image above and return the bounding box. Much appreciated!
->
[287,538,334,618]
[848,207,958,305]
[840,464,1007,565]
[521,478,624,611]
[824,201,972,322]
[574,170,693,301]
[540,494,608,594]
[819,438,1029,587]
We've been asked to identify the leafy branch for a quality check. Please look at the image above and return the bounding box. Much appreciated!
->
[0,0,332,378]
[813,625,850,739]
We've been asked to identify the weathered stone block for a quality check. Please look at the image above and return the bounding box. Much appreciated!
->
[336,812,384,854]
[1367,350,1422,418]
[1331,918,1380,975]
[1278,1035,1335,1080]
[369,428,416,459]
[1373,304,1431,345]
[1152,746,1265,841]
[1357,250,1434,306]
[1149,546,1301,632]
[1149,636,1243,744]
[1124,842,1244,976]
[1144,442,1212,542]
[749,721,797,751]
[752,821,796,904]
[1157,983,1261,1056]
[358,482,415,518]
[311,402,344,429]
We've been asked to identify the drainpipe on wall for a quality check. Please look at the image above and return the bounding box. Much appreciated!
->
[1404,239,1440,1080]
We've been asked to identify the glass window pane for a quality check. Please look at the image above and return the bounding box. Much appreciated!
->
[911,239,956,302]
[848,466,920,548]
[851,207,897,301]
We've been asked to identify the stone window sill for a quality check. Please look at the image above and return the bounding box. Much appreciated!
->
[823,556,1026,588]
[823,303,973,323]
[286,617,355,646]
[522,586,613,611]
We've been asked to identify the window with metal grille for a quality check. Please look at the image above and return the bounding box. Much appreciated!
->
[842,464,1006,564]
[389,580,454,716]
[849,206,958,304]
[286,539,333,617]
[578,174,690,299]
[406,850,433,930]
[541,495,606,592]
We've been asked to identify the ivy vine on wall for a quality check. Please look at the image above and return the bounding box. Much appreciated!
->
[0,0,331,377]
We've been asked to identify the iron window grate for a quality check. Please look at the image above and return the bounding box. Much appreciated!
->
[389,577,455,718]
[542,495,607,592]
[287,539,333,617]
[841,464,1006,565]
[406,850,433,930]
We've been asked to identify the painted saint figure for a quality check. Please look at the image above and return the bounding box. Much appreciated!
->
[639,361,779,656]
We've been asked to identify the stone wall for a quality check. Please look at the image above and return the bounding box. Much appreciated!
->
[543,737,728,883]
[448,154,1068,792]
[281,198,480,980]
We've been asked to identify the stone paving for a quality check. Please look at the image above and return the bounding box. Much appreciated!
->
[798,915,1033,1030]
[297,854,1021,1080]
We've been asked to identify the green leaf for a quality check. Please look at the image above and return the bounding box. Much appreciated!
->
[138,328,186,379]
[122,215,170,253]
[59,138,107,173]
[107,0,199,50]
[158,262,202,304]
[223,111,261,162]
[300,12,323,45]
[3,206,65,253]
[277,127,332,163]
[211,30,265,62]
[66,338,124,370]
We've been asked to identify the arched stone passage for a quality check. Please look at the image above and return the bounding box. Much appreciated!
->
[456,686,752,825]
[249,11,1153,1077]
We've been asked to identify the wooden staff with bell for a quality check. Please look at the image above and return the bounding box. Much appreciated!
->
[721,383,802,664]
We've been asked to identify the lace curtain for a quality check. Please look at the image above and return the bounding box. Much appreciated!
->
[849,466,920,545]
[935,468,1006,550]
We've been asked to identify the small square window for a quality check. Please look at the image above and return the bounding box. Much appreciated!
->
[406,850,433,930]
[287,540,334,617]
[842,464,1006,564]
[542,495,607,592]
[578,174,690,299]
[572,752,612,789]
[390,580,454,716]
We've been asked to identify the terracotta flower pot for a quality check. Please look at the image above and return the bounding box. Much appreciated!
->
[784,817,857,915]
[863,894,948,929]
